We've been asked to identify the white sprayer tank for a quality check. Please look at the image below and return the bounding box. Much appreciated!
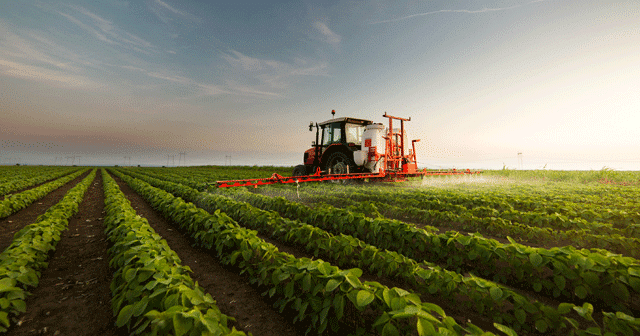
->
[353,123,386,172]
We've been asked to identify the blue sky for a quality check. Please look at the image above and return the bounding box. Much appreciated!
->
[1,0,639,169]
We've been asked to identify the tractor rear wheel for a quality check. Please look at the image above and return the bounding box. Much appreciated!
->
[325,152,356,183]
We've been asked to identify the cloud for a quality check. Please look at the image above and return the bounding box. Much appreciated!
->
[313,22,341,44]
[370,0,549,24]
[58,5,156,53]
[0,59,102,88]
[221,50,329,97]
[149,0,200,24]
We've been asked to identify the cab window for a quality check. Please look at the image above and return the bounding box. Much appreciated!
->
[345,123,365,145]
[321,122,342,146]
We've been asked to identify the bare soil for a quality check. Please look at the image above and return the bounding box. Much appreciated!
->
[0,169,578,336]
[110,173,307,336]
[4,170,118,336]
[0,171,91,252]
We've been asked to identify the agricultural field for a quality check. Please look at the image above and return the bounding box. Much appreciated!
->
[0,165,638,335]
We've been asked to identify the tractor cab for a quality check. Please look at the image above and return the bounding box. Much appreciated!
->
[294,115,372,176]
[318,117,372,148]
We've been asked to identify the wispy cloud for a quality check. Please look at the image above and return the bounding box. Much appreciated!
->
[370,0,549,24]
[0,59,102,88]
[0,20,102,88]
[313,22,341,44]
[57,5,156,53]
[149,0,200,24]
[221,50,329,97]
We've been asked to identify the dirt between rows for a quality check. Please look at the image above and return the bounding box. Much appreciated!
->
[112,174,503,334]
[110,173,308,336]
[4,170,117,336]
[0,169,548,336]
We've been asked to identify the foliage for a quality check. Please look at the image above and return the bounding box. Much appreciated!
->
[0,168,87,219]
[111,168,502,336]
[102,169,247,336]
[0,169,96,332]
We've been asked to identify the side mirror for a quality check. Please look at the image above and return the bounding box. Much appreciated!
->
[309,122,314,132]
[311,141,316,146]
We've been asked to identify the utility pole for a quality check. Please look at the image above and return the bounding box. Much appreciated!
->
[518,152,523,170]
[179,152,186,166]
[225,155,231,166]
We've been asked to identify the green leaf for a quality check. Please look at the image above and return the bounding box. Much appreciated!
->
[325,279,341,292]
[302,274,311,292]
[133,298,149,317]
[494,323,518,336]
[333,295,345,320]
[611,282,630,301]
[417,317,435,336]
[124,268,137,282]
[345,274,361,287]
[533,282,542,292]
[11,299,26,313]
[585,327,602,335]
[529,253,543,267]
[574,302,594,318]
[490,286,503,301]
[382,322,399,336]
[514,309,526,325]
[356,290,375,309]
[574,285,588,299]
[164,293,179,309]
[554,275,566,291]
[173,312,193,336]
[558,303,574,314]
[285,281,295,298]
[0,311,9,328]
[535,319,548,333]
[390,297,406,311]
[116,304,134,327]
[0,278,16,292]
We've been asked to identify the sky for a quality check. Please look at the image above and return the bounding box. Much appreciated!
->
[1,0,639,170]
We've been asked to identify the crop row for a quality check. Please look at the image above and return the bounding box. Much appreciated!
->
[222,188,640,316]
[111,168,502,336]
[119,170,542,332]
[319,182,640,229]
[102,170,247,336]
[0,167,80,197]
[119,168,640,312]
[298,185,640,237]
[130,167,640,228]
[0,166,67,183]
[0,169,96,332]
[294,190,640,259]
[0,168,88,219]
[118,168,640,336]
[434,183,640,228]
[125,166,292,191]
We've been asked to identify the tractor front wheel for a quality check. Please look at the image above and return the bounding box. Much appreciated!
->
[292,165,307,177]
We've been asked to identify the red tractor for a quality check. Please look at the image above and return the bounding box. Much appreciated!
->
[214,110,478,188]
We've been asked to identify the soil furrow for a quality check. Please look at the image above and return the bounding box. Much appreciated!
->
[0,170,91,253]
[111,174,306,336]
[6,170,117,336]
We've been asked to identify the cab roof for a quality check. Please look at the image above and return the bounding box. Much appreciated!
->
[318,117,372,126]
